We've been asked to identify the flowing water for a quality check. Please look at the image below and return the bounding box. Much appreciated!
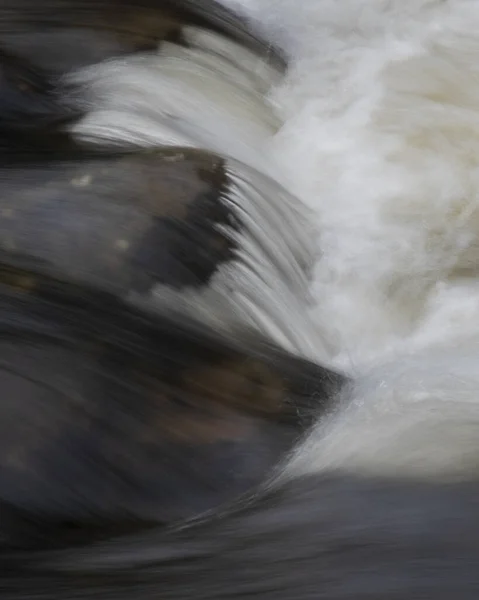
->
[72,0,479,478]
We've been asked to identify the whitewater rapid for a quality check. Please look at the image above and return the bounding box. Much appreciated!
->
[220,0,479,375]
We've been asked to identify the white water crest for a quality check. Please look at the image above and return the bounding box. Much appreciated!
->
[70,18,326,359]
[69,26,282,174]
[142,158,324,359]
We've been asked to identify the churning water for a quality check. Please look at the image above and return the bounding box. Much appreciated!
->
[221,0,479,479]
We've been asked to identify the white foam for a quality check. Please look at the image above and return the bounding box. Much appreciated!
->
[222,0,479,370]
[219,0,479,479]
[283,341,479,480]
